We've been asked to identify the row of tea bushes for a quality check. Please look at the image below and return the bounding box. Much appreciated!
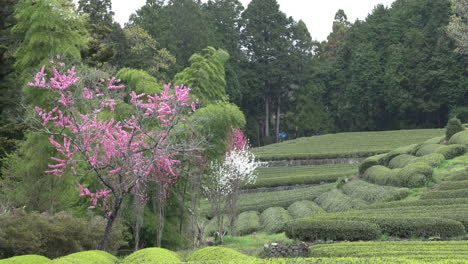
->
[362,163,433,188]
[314,190,366,212]
[341,180,410,204]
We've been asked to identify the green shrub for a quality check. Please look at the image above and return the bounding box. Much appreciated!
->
[359,153,387,174]
[0,255,50,264]
[388,153,444,169]
[314,190,365,212]
[362,163,432,188]
[50,250,117,264]
[388,154,417,169]
[205,215,230,236]
[424,136,445,144]
[444,168,468,181]
[365,198,468,209]
[413,144,466,159]
[0,212,127,259]
[448,130,468,146]
[287,200,325,219]
[260,207,292,234]
[341,180,410,203]
[234,211,261,236]
[446,117,464,141]
[381,144,418,166]
[439,180,468,190]
[421,188,468,199]
[121,247,181,264]
[285,219,381,242]
[186,247,253,262]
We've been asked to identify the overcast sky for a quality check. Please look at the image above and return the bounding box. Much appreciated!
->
[102,0,396,41]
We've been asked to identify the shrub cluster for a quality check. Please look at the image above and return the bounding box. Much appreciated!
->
[413,143,466,159]
[0,211,127,259]
[388,153,444,169]
[285,219,381,242]
[341,180,409,203]
[365,198,468,209]
[314,190,365,212]
[359,153,386,174]
[205,215,230,236]
[381,144,418,166]
[363,163,433,188]
[50,250,117,264]
[449,130,468,146]
[287,200,325,219]
[444,168,468,181]
[260,207,292,234]
[424,136,445,144]
[439,180,468,191]
[121,247,181,264]
[446,117,464,141]
[420,188,468,199]
[234,211,261,235]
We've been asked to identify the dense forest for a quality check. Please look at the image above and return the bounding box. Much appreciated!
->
[0,0,466,253]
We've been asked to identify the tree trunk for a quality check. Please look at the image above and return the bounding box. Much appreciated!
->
[265,95,270,138]
[275,96,281,143]
[134,192,145,251]
[98,197,122,250]
[154,182,166,247]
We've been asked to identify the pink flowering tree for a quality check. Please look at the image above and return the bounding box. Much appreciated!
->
[29,58,197,250]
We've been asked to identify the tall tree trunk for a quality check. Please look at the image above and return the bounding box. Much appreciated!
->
[134,191,145,251]
[99,196,122,250]
[265,95,270,138]
[275,96,281,143]
[154,182,166,247]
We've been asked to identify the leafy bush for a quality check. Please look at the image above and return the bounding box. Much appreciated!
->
[444,168,468,181]
[446,117,464,141]
[341,180,410,203]
[186,247,253,262]
[50,250,117,264]
[362,166,400,186]
[314,190,365,212]
[359,153,386,174]
[413,143,466,159]
[448,130,468,146]
[287,200,325,219]
[121,247,181,264]
[439,180,468,190]
[424,136,445,144]
[387,154,417,169]
[381,144,418,166]
[205,215,230,236]
[363,163,432,188]
[388,153,444,169]
[285,219,381,242]
[0,255,50,264]
[0,212,127,259]
[365,198,468,209]
[421,188,468,199]
[260,207,292,234]
[186,258,468,263]
[234,211,261,235]
[370,217,466,238]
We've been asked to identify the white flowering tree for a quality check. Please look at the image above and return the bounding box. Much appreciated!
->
[204,129,259,242]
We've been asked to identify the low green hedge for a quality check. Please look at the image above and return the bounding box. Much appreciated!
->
[252,172,348,188]
[424,136,445,144]
[186,247,253,262]
[363,163,433,188]
[0,255,50,264]
[314,190,366,212]
[388,153,444,169]
[285,219,381,242]
[50,250,117,264]
[413,143,466,159]
[359,153,387,174]
[439,180,468,190]
[387,154,417,169]
[444,168,468,181]
[449,130,468,146]
[421,188,468,199]
[365,198,468,209]
[121,247,181,264]
[260,207,292,234]
[187,257,468,264]
[287,200,325,219]
[381,144,418,166]
[341,180,410,203]
[234,211,260,236]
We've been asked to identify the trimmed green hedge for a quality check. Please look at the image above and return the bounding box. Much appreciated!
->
[387,154,416,169]
[449,130,468,146]
[381,144,418,166]
[186,247,253,262]
[421,188,468,199]
[187,257,467,264]
[260,207,292,234]
[388,153,444,169]
[50,250,117,264]
[121,247,181,264]
[234,211,260,236]
[365,198,468,209]
[287,200,325,219]
[285,219,381,242]
[439,180,468,190]
[314,190,366,212]
[413,143,466,159]
[424,136,444,144]
[444,168,468,181]
[363,163,433,188]
[341,180,410,203]
[0,255,50,264]
[359,153,387,174]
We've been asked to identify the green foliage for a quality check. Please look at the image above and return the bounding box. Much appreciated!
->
[388,153,445,169]
[450,106,468,123]
[424,136,445,144]
[252,163,358,189]
[121,247,182,264]
[413,143,466,159]
[205,215,229,237]
[174,47,229,104]
[448,130,468,146]
[234,211,261,236]
[0,255,50,264]
[444,168,468,181]
[314,190,366,212]
[186,247,253,262]
[50,250,117,264]
[363,163,433,188]
[285,219,381,242]
[287,200,325,219]
[0,211,127,259]
[359,154,386,174]
[381,144,419,166]
[421,188,468,199]
[341,180,410,203]
[439,180,468,190]
[254,129,443,161]
[309,241,468,260]
[365,198,468,209]
[115,68,162,95]
[446,117,464,140]
[259,207,291,234]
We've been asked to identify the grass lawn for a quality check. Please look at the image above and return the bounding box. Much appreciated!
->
[223,233,292,256]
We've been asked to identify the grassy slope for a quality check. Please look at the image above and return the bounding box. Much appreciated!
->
[253,129,444,160]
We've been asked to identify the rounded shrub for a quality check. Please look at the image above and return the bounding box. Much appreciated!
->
[446,117,464,141]
[341,180,409,203]
[362,165,400,186]
[50,250,117,264]
[449,130,468,146]
[424,136,445,144]
[0,255,50,264]
[234,211,261,235]
[414,144,466,159]
[314,190,365,212]
[260,207,292,234]
[439,180,468,191]
[121,248,181,264]
[396,162,433,188]
[381,144,418,166]
[285,219,381,242]
[388,154,417,169]
[444,168,468,181]
[359,153,386,174]
[287,200,325,219]
[186,247,253,262]
[421,188,468,199]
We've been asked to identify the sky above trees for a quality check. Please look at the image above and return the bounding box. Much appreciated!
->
[74,0,396,41]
